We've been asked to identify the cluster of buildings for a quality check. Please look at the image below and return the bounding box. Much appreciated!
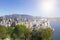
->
[0,16,51,29]
[0,17,17,27]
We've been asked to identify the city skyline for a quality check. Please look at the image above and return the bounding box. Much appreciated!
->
[0,0,60,17]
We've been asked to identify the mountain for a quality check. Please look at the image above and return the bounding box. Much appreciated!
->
[0,14,34,19]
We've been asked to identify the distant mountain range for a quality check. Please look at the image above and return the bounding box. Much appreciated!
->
[0,14,35,19]
[0,14,60,21]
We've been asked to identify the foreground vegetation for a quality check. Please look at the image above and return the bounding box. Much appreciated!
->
[0,24,54,40]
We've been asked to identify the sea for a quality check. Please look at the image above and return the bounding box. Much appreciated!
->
[50,21,60,40]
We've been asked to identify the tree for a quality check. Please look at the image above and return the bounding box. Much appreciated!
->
[7,24,54,40]
[24,26,30,40]
[6,27,14,39]
[30,29,38,40]
[0,25,7,40]
[10,24,30,40]
[30,26,54,40]
[38,27,54,40]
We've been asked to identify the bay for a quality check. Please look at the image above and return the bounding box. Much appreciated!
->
[50,21,60,40]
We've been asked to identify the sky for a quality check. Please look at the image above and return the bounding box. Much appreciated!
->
[0,0,60,17]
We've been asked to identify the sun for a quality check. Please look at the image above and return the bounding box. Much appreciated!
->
[37,0,56,17]
[41,1,54,17]
[41,2,54,12]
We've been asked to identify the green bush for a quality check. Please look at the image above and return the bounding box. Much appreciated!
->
[38,27,54,40]
[0,25,7,40]
[0,25,54,40]
[10,24,30,40]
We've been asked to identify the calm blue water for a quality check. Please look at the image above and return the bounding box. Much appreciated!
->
[50,21,60,40]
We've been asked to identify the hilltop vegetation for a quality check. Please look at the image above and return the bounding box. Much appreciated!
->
[0,24,54,40]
